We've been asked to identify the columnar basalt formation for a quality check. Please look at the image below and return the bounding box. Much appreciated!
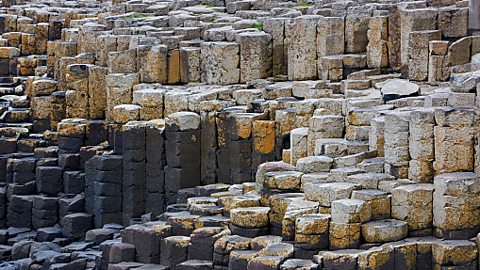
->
[1,0,480,269]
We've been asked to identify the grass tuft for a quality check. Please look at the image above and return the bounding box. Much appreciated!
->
[297,1,313,6]
[251,22,263,30]
[201,2,213,7]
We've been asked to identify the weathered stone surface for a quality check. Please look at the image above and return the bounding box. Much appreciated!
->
[295,214,330,235]
[433,172,480,239]
[304,182,357,207]
[2,0,480,268]
[230,207,270,228]
[331,199,371,224]
[361,219,408,243]
[329,222,361,250]
[289,16,320,81]
[381,79,419,102]
[391,184,434,235]
[201,42,239,85]
[432,240,478,267]
[351,189,391,220]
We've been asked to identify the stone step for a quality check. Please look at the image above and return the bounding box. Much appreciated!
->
[2,109,30,123]
[314,139,369,158]
[361,219,408,243]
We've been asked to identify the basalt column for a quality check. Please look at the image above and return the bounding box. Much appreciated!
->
[165,112,201,205]
[470,0,480,33]
[145,120,166,215]
[230,113,267,184]
[252,120,277,175]
[122,122,146,224]
[85,154,123,228]
[216,107,244,184]
[200,111,217,185]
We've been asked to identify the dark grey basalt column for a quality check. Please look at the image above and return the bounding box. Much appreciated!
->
[85,154,123,228]
[122,122,146,224]
[164,112,201,205]
[36,166,62,196]
[7,195,33,228]
[12,157,35,185]
[109,123,123,155]
[145,119,166,216]
[85,120,109,146]
[63,170,84,195]
[200,111,217,185]
[215,107,245,184]
[215,109,234,184]
[32,195,58,229]
[0,187,5,228]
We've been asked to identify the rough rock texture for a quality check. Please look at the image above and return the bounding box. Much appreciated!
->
[0,0,480,269]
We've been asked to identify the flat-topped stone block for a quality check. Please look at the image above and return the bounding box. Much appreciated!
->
[230,207,270,228]
[361,219,408,243]
[331,199,371,224]
[304,182,358,207]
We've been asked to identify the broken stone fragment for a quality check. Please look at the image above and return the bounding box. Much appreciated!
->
[380,79,419,102]
[0,47,20,58]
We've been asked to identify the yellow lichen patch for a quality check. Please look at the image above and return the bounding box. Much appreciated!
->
[253,120,275,154]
